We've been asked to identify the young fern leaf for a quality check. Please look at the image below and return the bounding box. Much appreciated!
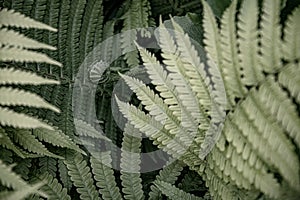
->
[259,0,282,73]
[64,152,100,200]
[38,173,71,200]
[282,6,300,61]
[90,151,122,200]
[0,28,56,50]
[153,180,203,200]
[0,87,60,113]
[220,0,246,99]
[0,107,54,130]
[0,68,59,85]
[121,123,144,200]
[149,160,184,200]
[237,0,263,85]
[0,8,56,31]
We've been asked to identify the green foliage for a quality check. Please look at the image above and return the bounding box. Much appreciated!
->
[1,0,300,200]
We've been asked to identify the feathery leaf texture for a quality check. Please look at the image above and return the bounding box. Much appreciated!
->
[90,151,122,200]
[64,153,100,200]
[121,123,144,200]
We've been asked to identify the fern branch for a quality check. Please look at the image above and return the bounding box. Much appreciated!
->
[121,123,144,200]
[0,107,54,130]
[0,87,60,112]
[0,8,56,31]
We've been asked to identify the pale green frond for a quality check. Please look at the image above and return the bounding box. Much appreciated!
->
[259,0,282,73]
[39,173,71,200]
[0,159,29,189]
[0,107,54,130]
[0,68,59,85]
[278,62,300,107]
[0,28,56,50]
[282,6,300,61]
[32,127,85,155]
[13,129,63,159]
[90,151,122,200]
[0,87,60,113]
[220,0,246,102]
[0,46,62,67]
[201,0,222,68]
[121,123,144,200]
[64,153,100,200]
[260,74,300,151]
[0,182,45,200]
[74,118,111,141]
[233,88,300,191]
[0,8,57,32]
[154,180,203,200]
[237,0,263,85]
[149,160,184,200]
[0,127,26,158]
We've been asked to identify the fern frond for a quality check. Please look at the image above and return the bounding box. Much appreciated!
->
[58,160,73,191]
[220,0,246,101]
[0,128,26,158]
[39,173,71,200]
[32,127,85,154]
[259,0,282,73]
[282,6,300,61]
[0,87,60,112]
[90,151,122,200]
[0,46,62,67]
[64,152,100,200]
[237,0,263,85]
[0,28,56,50]
[154,180,203,200]
[0,68,59,85]
[0,159,29,189]
[38,157,57,177]
[149,160,184,200]
[0,8,56,31]
[65,0,86,80]
[121,123,144,200]
[0,181,45,200]
[13,129,63,159]
[0,107,54,130]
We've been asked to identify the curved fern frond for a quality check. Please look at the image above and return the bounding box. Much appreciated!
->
[0,28,56,50]
[32,127,85,154]
[0,8,56,31]
[154,180,203,200]
[149,160,184,200]
[0,107,54,130]
[0,87,60,112]
[90,151,123,200]
[64,152,100,200]
[0,181,45,200]
[121,123,144,200]
[0,46,62,67]
[282,6,300,61]
[259,0,282,73]
[38,173,71,200]
[237,0,263,85]
[13,129,63,159]
[0,68,59,85]
[220,0,246,101]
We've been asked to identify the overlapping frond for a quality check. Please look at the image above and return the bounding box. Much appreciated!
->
[90,151,122,200]
[64,153,100,200]
[120,123,144,200]
[154,180,203,200]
